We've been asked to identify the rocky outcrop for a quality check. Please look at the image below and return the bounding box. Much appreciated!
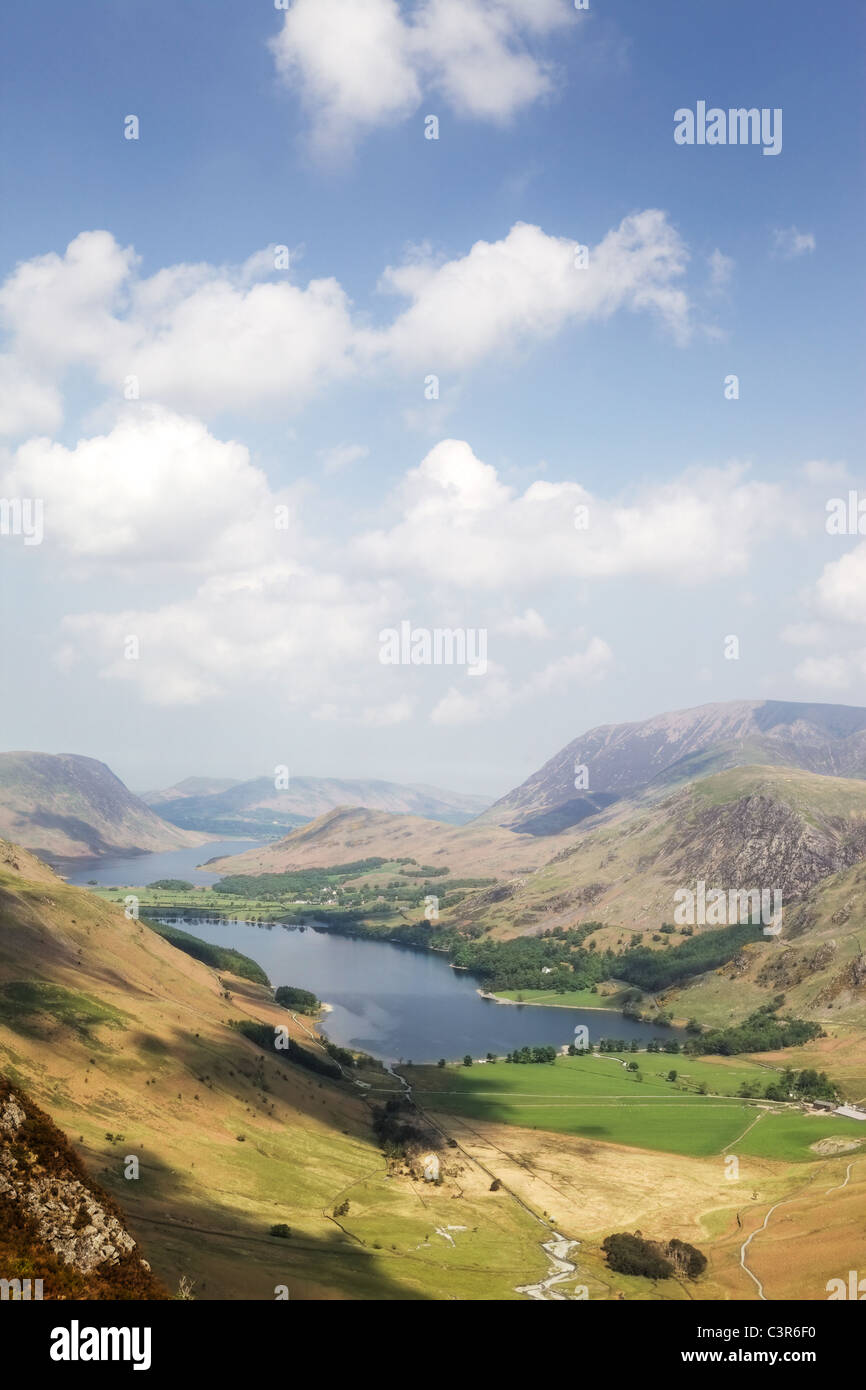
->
[667,795,866,900]
[0,1077,166,1298]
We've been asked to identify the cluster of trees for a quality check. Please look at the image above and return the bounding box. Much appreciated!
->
[683,1005,823,1057]
[213,859,390,901]
[148,921,269,985]
[322,1040,356,1069]
[147,878,195,892]
[602,1232,707,1281]
[751,1068,836,1102]
[371,1097,427,1159]
[449,923,606,992]
[274,984,320,1014]
[615,922,759,993]
[229,1019,342,1080]
[504,1045,558,1064]
[446,920,764,998]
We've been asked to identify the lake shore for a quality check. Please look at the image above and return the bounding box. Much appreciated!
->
[477,988,620,1012]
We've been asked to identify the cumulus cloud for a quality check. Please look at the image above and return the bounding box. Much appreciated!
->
[371,211,693,366]
[0,408,285,572]
[353,439,788,588]
[16,415,799,717]
[0,215,695,430]
[269,0,575,155]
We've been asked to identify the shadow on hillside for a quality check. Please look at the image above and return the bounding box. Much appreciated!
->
[95,1154,436,1301]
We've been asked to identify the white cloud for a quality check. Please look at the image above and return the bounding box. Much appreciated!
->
[785,543,866,693]
[353,440,788,589]
[18,418,801,718]
[269,0,575,156]
[1,408,284,572]
[772,226,816,259]
[813,542,866,626]
[61,565,396,707]
[0,214,696,430]
[0,356,63,437]
[372,210,693,368]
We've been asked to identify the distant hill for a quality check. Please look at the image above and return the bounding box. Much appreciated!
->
[0,752,204,861]
[205,804,550,879]
[477,700,866,832]
[146,774,491,837]
[140,776,241,803]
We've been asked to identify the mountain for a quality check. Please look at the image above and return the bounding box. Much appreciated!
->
[0,752,204,861]
[147,774,491,837]
[477,700,866,832]
[451,765,866,954]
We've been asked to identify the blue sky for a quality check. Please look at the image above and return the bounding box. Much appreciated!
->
[0,0,863,796]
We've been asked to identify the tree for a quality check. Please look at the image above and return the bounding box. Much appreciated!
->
[667,1069,678,1082]
[437,1057,446,1068]
[463,1054,473,1067]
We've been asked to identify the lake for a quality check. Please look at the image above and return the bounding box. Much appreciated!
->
[65,841,675,1064]
[155,912,674,1064]
[63,840,270,888]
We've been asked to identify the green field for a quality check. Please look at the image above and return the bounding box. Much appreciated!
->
[494,988,627,1010]
[408,1054,866,1161]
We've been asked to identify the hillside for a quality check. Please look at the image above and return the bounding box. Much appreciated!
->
[478,700,866,832]
[0,752,204,862]
[146,774,491,837]
[448,765,866,945]
[0,841,553,1300]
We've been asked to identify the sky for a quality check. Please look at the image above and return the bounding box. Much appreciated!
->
[0,0,863,797]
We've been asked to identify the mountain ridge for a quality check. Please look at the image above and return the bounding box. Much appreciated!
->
[476,699,866,832]
[0,752,205,862]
